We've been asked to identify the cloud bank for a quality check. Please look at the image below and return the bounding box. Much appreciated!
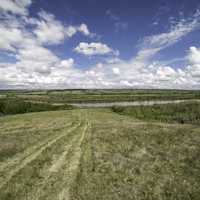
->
[0,2,200,89]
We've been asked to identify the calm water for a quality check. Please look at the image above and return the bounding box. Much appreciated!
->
[71,99,199,108]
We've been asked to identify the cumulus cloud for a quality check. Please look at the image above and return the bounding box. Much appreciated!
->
[0,26,24,51]
[60,59,74,68]
[112,67,120,75]
[0,5,91,88]
[16,44,59,75]
[187,46,200,77]
[0,4,200,89]
[188,46,200,64]
[78,23,90,36]
[34,11,66,45]
[0,0,32,15]
[34,11,92,45]
[74,42,119,56]
[65,23,91,37]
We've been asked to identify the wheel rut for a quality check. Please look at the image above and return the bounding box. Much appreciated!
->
[0,122,80,190]
[0,122,73,173]
[32,119,90,200]
[58,121,90,200]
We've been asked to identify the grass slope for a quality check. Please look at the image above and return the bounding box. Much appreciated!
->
[111,101,200,124]
[0,108,199,200]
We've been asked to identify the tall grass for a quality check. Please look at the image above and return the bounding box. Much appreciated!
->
[0,99,73,115]
[111,102,200,124]
[1,89,200,104]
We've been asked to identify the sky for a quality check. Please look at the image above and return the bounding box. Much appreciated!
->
[0,0,200,89]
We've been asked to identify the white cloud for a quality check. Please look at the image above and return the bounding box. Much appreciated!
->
[0,0,32,15]
[65,26,77,37]
[187,46,200,77]
[106,57,122,64]
[0,6,200,89]
[34,11,92,45]
[0,26,24,51]
[78,23,90,36]
[74,42,119,56]
[16,44,59,75]
[34,11,65,45]
[137,10,200,63]
[0,5,95,89]
[112,67,120,75]
[65,23,91,37]
[188,46,200,64]
[60,59,74,68]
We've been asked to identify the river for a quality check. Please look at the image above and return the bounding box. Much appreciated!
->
[71,99,200,108]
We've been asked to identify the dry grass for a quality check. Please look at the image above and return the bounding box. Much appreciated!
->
[0,108,199,200]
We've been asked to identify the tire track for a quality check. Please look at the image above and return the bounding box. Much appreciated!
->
[29,128,83,200]
[58,121,90,200]
[0,122,73,173]
[0,121,81,190]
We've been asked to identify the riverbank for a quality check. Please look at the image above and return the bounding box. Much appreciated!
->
[71,99,200,108]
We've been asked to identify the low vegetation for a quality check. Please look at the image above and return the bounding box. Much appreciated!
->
[111,101,200,124]
[0,90,199,200]
[0,99,73,115]
[0,107,200,200]
[0,89,200,104]
[72,110,200,200]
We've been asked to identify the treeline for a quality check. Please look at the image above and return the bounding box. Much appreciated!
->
[0,99,73,115]
[111,102,200,125]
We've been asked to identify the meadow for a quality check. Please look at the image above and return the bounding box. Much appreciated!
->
[0,89,199,200]
[1,89,200,104]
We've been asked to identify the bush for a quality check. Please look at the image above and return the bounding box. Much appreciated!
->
[0,99,73,115]
[111,102,200,125]
[111,106,124,113]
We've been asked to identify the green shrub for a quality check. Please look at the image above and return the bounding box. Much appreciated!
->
[111,102,200,125]
[0,99,73,115]
[111,106,124,113]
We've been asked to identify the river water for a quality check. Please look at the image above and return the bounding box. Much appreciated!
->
[71,99,200,108]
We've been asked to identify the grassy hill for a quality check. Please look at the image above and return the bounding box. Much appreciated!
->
[0,104,199,200]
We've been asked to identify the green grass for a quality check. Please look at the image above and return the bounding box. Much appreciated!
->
[0,107,199,200]
[0,98,73,115]
[72,110,200,200]
[0,89,200,104]
[111,102,200,124]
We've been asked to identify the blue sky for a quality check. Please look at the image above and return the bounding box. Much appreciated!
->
[0,0,200,89]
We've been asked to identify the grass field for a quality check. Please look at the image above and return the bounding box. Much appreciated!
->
[0,101,200,200]
[111,101,200,124]
[1,89,200,104]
